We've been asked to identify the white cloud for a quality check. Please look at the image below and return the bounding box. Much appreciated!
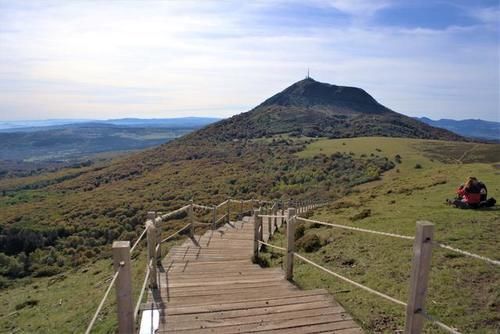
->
[0,0,498,121]
[318,0,393,16]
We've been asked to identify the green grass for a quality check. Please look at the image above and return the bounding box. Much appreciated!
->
[261,137,500,333]
[0,228,186,333]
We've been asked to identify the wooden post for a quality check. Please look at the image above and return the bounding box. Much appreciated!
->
[405,221,434,334]
[267,206,272,237]
[146,220,158,289]
[112,241,134,334]
[227,198,231,223]
[240,200,243,218]
[147,211,159,257]
[253,209,261,259]
[286,208,296,281]
[272,202,278,234]
[189,199,194,237]
[212,206,216,230]
[280,200,285,227]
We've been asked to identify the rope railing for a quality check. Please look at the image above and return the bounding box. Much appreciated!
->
[214,213,227,225]
[434,242,500,266]
[160,223,191,244]
[294,253,407,307]
[84,264,122,334]
[259,214,287,219]
[253,206,468,334]
[297,216,414,240]
[258,240,286,252]
[419,310,462,334]
[87,198,312,333]
[297,217,499,266]
[130,228,148,254]
[160,205,190,220]
[134,263,151,321]
[216,199,229,208]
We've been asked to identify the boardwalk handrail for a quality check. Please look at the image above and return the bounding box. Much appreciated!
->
[85,197,332,333]
[297,217,500,266]
[86,196,292,333]
[84,265,122,334]
[254,209,472,334]
[293,252,407,307]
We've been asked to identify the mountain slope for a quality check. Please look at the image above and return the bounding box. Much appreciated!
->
[416,117,500,141]
[193,78,464,141]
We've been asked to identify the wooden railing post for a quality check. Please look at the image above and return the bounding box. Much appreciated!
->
[212,206,216,230]
[189,199,194,237]
[405,221,434,334]
[112,241,134,334]
[286,208,296,281]
[273,203,278,235]
[267,206,272,237]
[253,208,261,259]
[146,220,158,289]
[240,200,243,218]
[259,208,264,242]
[227,198,231,223]
[147,211,159,258]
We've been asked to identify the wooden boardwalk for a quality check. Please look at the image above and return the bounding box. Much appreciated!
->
[144,216,362,333]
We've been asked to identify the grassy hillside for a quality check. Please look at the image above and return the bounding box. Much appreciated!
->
[261,137,500,333]
[0,135,396,332]
[1,134,497,332]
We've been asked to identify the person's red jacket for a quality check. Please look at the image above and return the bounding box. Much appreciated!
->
[457,187,481,204]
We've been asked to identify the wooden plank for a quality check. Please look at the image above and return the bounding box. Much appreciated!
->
[161,291,334,314]
[165,306,348,331]
[160,314,356,333]
[164,300,335,322]
[142,216,362,334]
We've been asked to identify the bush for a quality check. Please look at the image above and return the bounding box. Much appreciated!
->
[351,209,371,221]
[15,299,39,310]
[294,223,305,240]
[33,265,62,277]
[414,163,422,169]
[0,253,24,278]
[296,234,322,252]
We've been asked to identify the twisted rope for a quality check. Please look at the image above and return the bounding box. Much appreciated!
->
[130,228,148,254]
[294,253,407,307]
[258,240,285,251]
[297,217,414,240]
[85,265,122,334]
[419,310,462,334]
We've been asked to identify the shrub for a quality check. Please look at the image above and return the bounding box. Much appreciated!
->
[33,265,62,277]
[296,234,322,252]
[0,253,24,278]
[414,163,422,169]
[294,223,305,240]
[351,209,371,221]
[15,299,39,310]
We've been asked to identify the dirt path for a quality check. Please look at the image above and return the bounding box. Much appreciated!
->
[457,144,479,164]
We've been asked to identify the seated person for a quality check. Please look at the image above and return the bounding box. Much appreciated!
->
[448,177,481,209]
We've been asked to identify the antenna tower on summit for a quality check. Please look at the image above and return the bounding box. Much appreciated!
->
[306,68,310,79]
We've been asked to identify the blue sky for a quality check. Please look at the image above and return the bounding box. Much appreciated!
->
[0,0,498,121]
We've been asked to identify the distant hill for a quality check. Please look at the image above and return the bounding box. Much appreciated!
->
[0,117,220,131]
[0,117,219,163]
[192,78,464,141]
[416,117,499,141]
